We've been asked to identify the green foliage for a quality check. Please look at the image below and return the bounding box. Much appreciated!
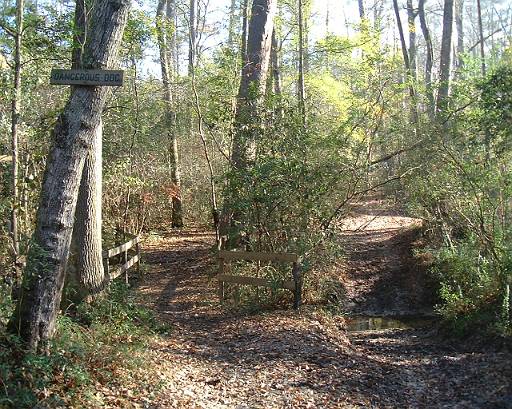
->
[0,282,170,408]
[122,9,154,62]
[479,65,512,156]
[404,63,512,336]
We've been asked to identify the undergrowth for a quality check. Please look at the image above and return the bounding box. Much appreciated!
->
[431,240,512,338]
[0,281,171,408]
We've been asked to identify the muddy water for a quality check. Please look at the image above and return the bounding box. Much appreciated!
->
[346,315,437,331]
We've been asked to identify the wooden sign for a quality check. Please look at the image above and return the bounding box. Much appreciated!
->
[50,69,124,86]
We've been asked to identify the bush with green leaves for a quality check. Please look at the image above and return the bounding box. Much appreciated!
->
[404,64,512,336]
[0,281,170,408]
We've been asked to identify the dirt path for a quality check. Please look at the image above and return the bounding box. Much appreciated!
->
[135,202,512,408]
[339,198,435,316]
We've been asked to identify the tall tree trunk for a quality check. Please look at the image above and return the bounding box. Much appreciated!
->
[455,0,464,73]
[271,29,282,96]
[406,0,417,80]
[325,0,329,34]
[167,0,177,71]
[10,0,24,278]
[303,3,310,73]
[297,0,306,126]
[476,0,490,161]
[9,0,130,351]
[228,0,237,45]
[393,0,411,76]
[240,0,250,63]
[68,123,104,301]
[188,0,196,76]
[436,0,455,116]
[157,0,183,228]
[231,0,277,169]
[221,0,276,248]
[476,0,486,75]
[71,0,85,67]
[271,28,284,119]
[190,66,219,242]
[393,0,419,125]
[66,0,105,304]
[418,0,434,115]
[373,0,384,30]
[358,0,365,19]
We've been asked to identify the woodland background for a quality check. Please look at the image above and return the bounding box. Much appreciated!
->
[0,0,511,404]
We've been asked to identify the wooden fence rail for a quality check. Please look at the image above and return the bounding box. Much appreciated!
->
[217,250,303,309]
[103,233,141,283]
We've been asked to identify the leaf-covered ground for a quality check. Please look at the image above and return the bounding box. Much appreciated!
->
[131,201,512,408]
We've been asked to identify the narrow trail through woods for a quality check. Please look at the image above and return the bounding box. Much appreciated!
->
[136,199,512,408]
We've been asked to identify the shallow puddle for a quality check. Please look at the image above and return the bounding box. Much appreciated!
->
[346,315,436,331]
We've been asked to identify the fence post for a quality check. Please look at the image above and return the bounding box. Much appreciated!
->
[124,248,129,285]
[135,239,141,278]
[104,252,110,279]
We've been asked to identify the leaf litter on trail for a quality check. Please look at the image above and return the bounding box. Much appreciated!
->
[131,225,512,408]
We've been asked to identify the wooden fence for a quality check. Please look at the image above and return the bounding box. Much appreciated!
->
[217,250,303,309]
[103,233,141,283]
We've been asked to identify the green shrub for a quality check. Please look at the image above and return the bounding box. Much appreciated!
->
[0,281,170,408]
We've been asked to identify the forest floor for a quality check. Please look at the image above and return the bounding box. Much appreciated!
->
[131,198,512,409]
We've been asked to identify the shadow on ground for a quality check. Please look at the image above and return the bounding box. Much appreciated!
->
[137,229,511,409]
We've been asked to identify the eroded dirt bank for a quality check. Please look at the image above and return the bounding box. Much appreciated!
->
[134,202,512,408]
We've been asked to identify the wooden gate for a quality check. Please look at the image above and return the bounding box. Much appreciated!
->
[217,250,303,309]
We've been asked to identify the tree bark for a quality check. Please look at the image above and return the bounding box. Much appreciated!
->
[188,0,196,76]
[476,0,486,75]
[71,0,86,67]
[455,0,464,72]
[358,0,365,19]
[406,0,417,80]
[231,0,277,169]
[271,29,282,96]
[436,0,454,116]
[393,0,411,74]
[66,0,106,304]
[10,0,130,351]
[67,122,105,301]
[167,0,177,73]
[221,0,276,248]
[240,0,250,64]
[325,0,329,34]
[157,0,183,228]
[393,0,419,125]
[418,0,434,115]
[228,0,237,45]
[10,0,24,278]
[297,0,306,126]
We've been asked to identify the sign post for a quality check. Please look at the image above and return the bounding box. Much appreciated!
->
[50,69,124,87]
